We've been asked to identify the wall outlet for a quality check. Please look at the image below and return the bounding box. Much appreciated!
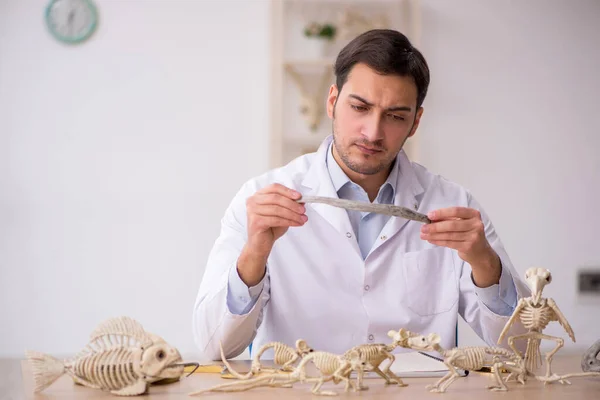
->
[578,270,600,294]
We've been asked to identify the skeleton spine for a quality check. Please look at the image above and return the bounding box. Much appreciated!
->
[74,348,139,390]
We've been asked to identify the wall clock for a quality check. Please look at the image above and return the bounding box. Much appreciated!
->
[45,0,98,44]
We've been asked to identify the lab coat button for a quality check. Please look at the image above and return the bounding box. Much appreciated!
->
[380,235,387,240]
[346,232,352,238]
[364,285,370,291]
[368,334,374,341]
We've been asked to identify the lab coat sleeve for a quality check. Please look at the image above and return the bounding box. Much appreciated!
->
[470,262,518,316]
[227,263,267,315]
[458,191,530,351]
[192,182,270,361]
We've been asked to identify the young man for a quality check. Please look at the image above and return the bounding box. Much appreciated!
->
[192,29,529,361]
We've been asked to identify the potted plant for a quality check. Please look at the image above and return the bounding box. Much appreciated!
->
[303,22,337,58]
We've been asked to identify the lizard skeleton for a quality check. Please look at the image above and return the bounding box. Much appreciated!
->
[189,349,367,396]
[219,339,313,379]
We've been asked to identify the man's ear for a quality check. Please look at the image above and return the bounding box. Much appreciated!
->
[408,107,424,138]
[326,84,339,119]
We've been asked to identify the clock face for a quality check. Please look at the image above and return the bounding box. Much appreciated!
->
[45,0,98,44]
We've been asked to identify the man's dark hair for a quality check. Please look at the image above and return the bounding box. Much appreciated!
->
[334,29,430,109]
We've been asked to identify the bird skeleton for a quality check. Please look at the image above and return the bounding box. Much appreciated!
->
[497,267,576,381]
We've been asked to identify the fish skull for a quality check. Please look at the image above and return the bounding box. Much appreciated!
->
[139,343,185,382]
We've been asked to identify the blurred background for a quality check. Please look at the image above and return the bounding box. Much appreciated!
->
[1,0,599,361]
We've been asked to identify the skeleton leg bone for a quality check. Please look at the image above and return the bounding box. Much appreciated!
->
[380,354,408,387]
[486,359,509,392]
[439,364,463,393]
[540,334,565,381]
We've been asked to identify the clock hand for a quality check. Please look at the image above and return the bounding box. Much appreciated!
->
[67,10,75,35]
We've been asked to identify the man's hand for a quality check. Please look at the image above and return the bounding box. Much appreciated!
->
[420,207,501,288]
[237,184,307,287]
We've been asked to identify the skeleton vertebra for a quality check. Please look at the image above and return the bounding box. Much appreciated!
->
[497,267,575,380]
[403,332,526,393]
[220,339,313,379]
[25,316,196,396]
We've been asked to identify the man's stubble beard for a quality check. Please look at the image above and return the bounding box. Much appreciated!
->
[331,114,411,176]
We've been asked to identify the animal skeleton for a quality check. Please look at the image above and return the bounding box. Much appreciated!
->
[343,328,418,390]
[189,349,367,397]
[582,339,600,373]
[284,64,332,132]
[25,316,197,396]
[403,332,526,393]
[289,349,365,396]
[220,339,313,379]
[497,267,576,381]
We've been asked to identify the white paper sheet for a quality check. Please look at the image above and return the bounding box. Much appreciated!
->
[362,351,467,378]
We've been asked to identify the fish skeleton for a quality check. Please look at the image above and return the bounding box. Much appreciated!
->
[25,316,197,396]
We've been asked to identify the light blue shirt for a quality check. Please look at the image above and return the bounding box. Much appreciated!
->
[226,143,517,317]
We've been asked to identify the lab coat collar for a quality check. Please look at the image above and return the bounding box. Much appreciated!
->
[301,135,424,252]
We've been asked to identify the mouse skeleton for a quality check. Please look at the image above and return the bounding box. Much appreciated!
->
[402,332,527,393]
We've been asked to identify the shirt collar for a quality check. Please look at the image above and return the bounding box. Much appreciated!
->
[325,141,398,199]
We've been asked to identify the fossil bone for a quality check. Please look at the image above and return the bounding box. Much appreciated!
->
[498,267,576,381]
[403,332,527,393]
[297,196,431,224]
[25,316,196,396]
[582,339,600,373]
[220,339,313,379]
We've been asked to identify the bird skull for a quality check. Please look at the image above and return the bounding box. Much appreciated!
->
[524,267,552,305]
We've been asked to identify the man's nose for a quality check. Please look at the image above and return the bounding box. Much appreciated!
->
[361,114,384,142]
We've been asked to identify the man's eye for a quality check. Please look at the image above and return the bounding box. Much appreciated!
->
[350,105,367,112]
[388,114,405,121]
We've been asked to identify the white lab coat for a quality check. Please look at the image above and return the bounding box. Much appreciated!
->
[192,135,530,361]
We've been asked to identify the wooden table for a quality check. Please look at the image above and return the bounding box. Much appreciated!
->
[2,355,599,399]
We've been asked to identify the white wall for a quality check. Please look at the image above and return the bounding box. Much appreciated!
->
[416,0,600,351]
[2,0,599,360]
[0,0,270,358]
